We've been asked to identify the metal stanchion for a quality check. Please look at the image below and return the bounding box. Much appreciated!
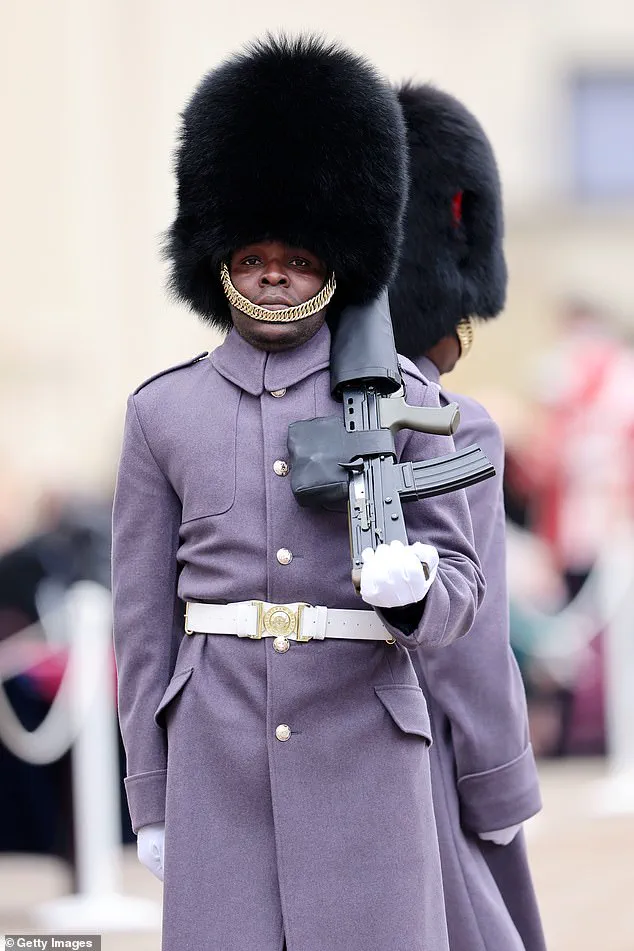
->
[31,581,161,931]
[593,525,634,815]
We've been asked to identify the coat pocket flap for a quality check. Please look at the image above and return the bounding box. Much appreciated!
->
[374,685,432,743]
[154,667,194,728]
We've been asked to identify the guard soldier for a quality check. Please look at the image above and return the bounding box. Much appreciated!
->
[389,83,547,951]
[112,38,485,951]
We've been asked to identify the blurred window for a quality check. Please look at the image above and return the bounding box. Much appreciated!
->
[572,73,634,200]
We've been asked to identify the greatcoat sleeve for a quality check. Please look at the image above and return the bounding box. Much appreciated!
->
[417,404,542,833]
[112,394,183,833]
[377,374,485,651]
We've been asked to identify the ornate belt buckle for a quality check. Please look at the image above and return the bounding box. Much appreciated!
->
[263,604,297,641]
[252,602,312,641]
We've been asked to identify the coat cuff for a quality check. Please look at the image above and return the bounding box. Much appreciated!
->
[376,580,451,650]
[124,768,167,834]
[457,745,542,834]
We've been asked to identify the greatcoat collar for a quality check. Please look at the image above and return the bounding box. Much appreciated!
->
[210,323,332,396]
[414,355,442,385]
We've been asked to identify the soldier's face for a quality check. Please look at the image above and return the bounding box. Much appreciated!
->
[228,240,329,351]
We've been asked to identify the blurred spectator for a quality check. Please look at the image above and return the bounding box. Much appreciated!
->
[501,299,634,757]
[530,299,634,595]
[0,462,32,558]
[0,491,111,643]
[0,491,133,866]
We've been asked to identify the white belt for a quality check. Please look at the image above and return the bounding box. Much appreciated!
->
[184,600,394,643]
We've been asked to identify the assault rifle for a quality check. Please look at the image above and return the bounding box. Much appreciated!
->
[287,290,495,592]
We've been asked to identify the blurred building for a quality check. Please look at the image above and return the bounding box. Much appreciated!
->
[1,0,634,514]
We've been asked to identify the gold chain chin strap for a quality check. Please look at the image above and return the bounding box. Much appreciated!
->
[220,263,336,323]
[456,316,475,357]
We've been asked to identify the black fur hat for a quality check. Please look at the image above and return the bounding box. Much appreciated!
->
[165,34,408,330]
[389,83,507,358]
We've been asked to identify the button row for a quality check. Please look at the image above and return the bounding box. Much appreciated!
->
[268,386,292,745]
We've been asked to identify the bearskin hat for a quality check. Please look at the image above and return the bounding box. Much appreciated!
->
[165,34,408,331]
[389,83,507,358]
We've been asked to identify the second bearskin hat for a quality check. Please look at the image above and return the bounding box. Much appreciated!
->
[389,83,507,358]
[165,34,408,331]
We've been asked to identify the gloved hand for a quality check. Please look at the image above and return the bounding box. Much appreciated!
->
[137,821,165,881]
[478,823,522,846]
[360,539,439,609]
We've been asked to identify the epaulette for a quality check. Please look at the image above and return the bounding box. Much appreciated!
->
[133,352,209,395]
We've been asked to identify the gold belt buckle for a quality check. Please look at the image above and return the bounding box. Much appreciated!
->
[251,601,311,641]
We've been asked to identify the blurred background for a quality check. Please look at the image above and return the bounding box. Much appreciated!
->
[1,1,633,948]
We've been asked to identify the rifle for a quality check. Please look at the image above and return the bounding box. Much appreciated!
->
[287,290,495,593]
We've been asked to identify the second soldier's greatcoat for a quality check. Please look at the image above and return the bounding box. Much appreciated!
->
[413,357,546,951]
[389,80,546,951]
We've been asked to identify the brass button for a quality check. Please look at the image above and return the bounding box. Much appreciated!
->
[273,460,289,477]
[275,724,292,742]
[269,388,287,398]
[276,548,293,565]
[273,635,290,653]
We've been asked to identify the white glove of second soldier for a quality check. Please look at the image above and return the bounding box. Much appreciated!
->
[478,824,522,846]
[360,539,439,608]
[137,822,165,881]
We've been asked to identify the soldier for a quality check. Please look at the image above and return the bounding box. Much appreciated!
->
[112,38,485,951]
[389,83,546,950]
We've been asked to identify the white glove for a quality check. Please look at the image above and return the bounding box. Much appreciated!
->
[137,822,165,881]
[478,823,522,846]
[360,539,439,608]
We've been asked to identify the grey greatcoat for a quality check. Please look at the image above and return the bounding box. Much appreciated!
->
[412,356,546,951]
[112,325,485,951]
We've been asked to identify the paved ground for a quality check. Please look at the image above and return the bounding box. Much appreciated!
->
[0,759,632,950]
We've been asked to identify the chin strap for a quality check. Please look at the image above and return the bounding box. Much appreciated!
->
[456,316,474,357]
[220,263,336,323]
